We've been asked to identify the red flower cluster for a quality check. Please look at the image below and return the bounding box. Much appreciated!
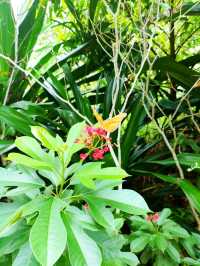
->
[80,146,110,161]
[85,126,107,137]
[146,212,160,223]
[78,125,111,161]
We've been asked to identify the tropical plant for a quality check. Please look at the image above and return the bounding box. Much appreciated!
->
[0,122,149,266]
[129,208,200,265]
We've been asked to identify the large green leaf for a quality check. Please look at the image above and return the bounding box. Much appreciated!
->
[13,242,39,266]
[63,212,102,266]
[87,189,150,215]
[0,202,22,229]
[121,95,146,167]
[179,179,200,213]
[31,126,63,151]
[0,227,29,256]
[73,162,128,189]
[86,197,115,229]
[7,153,53,171]
[166,242,181,263]
[153,57,199,88]
[130,235,150,253]
[0,106,35,135]
[15,136,44,160]
[180,3,200,16]
[0,0,15,88]
[89,0,99,22]
[18,0,47,62]
[0,167,44,188]
[30,198,67,266]
[64,0,84,35]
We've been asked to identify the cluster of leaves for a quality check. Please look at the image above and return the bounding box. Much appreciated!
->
[1,0,200,264]
[0,122,150,266]
[129,209,200,265]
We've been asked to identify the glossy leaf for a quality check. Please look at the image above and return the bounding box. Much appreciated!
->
[7,153,53,171]
[0,167,44,188]
[130,235,150,253]
[63,212,102,266]
[179,179,200,213]
[88,189,150,214]
[13,242,39,266]
[30,198,67,266]
[0,0,14,88]
[15,136,44,160]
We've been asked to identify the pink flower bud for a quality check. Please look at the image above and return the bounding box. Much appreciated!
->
[152,213,160,223]
[103,146,110,153]
[80,153,88,160]
[92,148,105,160]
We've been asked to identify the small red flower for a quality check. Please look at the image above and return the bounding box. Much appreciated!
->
[152,213,160,223]
[80,153,88,160]
[95,128,107,136]
[86,126,96,135]
[103,146,110,153]
[92,148,105,160]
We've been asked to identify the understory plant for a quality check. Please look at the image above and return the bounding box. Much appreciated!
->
[129,209,200,266]
[0,121,150,266]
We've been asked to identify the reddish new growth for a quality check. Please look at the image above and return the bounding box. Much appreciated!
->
[78,125,111,161]
[146,212,160,223]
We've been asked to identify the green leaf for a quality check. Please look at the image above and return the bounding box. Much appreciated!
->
[89,189,150,215]
[180,3,200,16]
[66,121,86,147]
[130,235,149,253]
[48,72,68,99]
[154,234,168,253]
[15,136,44,160]
[63,212,102,266]
[151,172,178,184]
[0,227,29,256]
[63,0,84,35]
[0,202,22,229]
[13,242,39,266]
[157,208,171,226]
[30,198,67,266]
[0,140,14,155]
[166,242,181,263]
[89,0,99,22]
[7,153,53,171]
[179,179,200,213]
[0,167,44,188]
[0,106,34,135]
[122,95,146,168]
[153,57,198,89]
[154,253,177,266]
[182,257,200,265]
[73,162,128,189]
[31,126,63,151]
[18,0,47,62]
[119,252,139,266]
[67,206,97,231]
[0,0,15,88]
[86,197,115,229]
[163,221,189,238]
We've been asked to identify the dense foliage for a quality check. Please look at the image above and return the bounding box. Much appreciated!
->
[1,0,200,265]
